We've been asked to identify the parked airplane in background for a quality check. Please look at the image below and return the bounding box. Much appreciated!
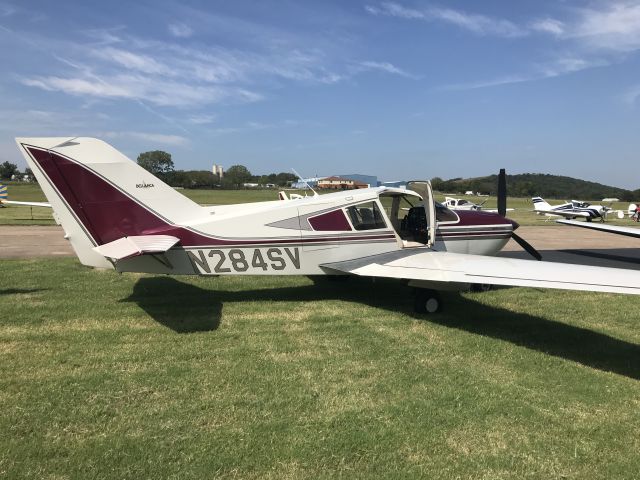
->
[532,197,611,222]
[443,196,513,213]
[0,183,51,208]
[443,197,486,211]
[15,137,640,314]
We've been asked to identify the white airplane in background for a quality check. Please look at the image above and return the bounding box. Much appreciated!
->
[443,196,513,213]
[0,183,51,208]
[443,197,486,211]
[532,197,611,222]
[15,137,640,314]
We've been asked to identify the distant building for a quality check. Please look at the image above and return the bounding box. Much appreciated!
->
[317,176,368,190]
[335,174,378,188]
[212,164,224,178]
[293,173,378,189]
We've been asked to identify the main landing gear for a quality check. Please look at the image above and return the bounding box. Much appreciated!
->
[413,289,441,314]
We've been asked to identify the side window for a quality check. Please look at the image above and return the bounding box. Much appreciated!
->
[435,203,459,222]
[346,201,387,230]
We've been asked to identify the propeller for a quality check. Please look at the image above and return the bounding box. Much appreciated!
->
[511,231,542,261]
[497,168,542,261]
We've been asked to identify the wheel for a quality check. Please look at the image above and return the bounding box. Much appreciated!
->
[414,289,441,314]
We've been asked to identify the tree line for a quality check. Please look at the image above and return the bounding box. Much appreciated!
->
[431,173,640,201]
[136,150,297,189]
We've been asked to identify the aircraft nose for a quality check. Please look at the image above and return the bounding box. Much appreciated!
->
[507,218,520,230]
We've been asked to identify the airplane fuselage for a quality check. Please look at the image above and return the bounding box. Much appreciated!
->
[117,189,514,276]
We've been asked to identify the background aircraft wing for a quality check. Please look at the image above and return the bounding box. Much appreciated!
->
[534,209,590,218]
[557,219,640,239]
[321,249,640,295]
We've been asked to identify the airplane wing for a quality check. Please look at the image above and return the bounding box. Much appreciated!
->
[483,208,514,213]
[93,235,180,261]
[534,208,590,218]
[557,219,640,239]
[321,249,640,295]
[1,199,51,208]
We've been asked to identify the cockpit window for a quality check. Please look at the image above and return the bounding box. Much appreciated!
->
[435,202,459,222]
[346,201,388,230]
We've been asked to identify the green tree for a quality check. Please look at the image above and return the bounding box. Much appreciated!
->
[136,151,174,178]
[224,165,252,188]
[0,161,19,180]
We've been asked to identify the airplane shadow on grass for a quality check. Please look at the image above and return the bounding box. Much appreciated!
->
[0,288,49,295]
[123,276,640,381]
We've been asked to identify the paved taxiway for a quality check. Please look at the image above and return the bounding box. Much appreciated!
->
[1,225,639,270]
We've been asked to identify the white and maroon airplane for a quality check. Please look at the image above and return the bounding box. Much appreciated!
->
[16,137,640,313]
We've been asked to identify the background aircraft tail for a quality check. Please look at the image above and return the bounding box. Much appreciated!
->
[15,137,205,268]
[531,196,551,211]
[0,183,6,204]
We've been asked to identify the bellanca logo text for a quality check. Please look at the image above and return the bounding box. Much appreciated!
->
[136,181,155,189]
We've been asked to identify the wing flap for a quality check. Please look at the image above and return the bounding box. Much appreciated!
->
[321,249,640,295]
[93,235,180,260]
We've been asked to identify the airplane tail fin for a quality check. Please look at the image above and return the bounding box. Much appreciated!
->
[15,137,205,268]
[0,183,6,205]
[531,196,551,211]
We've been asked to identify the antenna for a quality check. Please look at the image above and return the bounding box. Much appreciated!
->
[292,168,318,197]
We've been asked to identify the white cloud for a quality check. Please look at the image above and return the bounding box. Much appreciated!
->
[365,2,526,38]
[104,131,189,146]
[92,47,170,75]
[531,18,565,36]
[354,60,415,78]
[168,23,193,38]
[570,2,640,52]
[22,73,262,108]
[187,114,216,125]
[442,56,607,90]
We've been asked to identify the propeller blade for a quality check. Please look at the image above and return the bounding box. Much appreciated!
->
[497,168,506,217]
[512,232,542,261]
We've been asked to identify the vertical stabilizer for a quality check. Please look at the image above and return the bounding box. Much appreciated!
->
[531,197,551,211]
[15,137,205,268]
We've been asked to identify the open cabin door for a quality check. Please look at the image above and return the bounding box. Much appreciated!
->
[406,181,436,247]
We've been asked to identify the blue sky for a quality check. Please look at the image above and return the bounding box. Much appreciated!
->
[1,1,640,188]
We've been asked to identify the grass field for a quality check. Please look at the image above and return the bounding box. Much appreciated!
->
[1,259,639,479]
[1,181,636,227]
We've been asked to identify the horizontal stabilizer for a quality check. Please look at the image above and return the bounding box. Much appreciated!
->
[93,235,180,260]
[1,199,51,208]
[321,249,640,295]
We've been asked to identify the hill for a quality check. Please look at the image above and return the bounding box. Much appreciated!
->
[431,173,639,201]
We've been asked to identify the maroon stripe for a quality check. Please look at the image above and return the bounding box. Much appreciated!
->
[25,145,397,248]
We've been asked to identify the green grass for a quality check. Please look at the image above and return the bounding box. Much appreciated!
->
[1,259,639,479]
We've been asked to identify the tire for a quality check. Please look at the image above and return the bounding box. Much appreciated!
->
[414,289,441,314]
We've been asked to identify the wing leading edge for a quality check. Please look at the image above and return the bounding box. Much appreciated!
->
[321,249,640,295]
[557,219,640,239]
